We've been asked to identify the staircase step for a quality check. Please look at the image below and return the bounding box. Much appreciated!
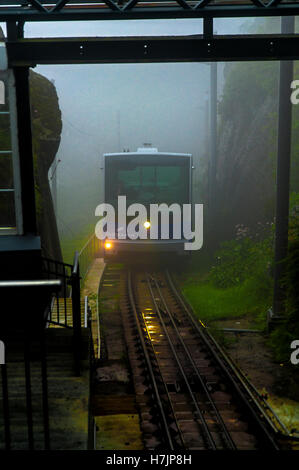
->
[0,327,92,450]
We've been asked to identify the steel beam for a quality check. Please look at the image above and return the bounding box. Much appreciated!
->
[1,4,299,22]
[5,34,299,66]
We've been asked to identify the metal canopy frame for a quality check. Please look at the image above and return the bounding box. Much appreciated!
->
[1,1,298,65]
[1,3,299,65]
[1,1,299,22]
[5,34,299,65]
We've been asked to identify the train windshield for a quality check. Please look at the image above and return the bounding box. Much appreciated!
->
[105,154,190,206]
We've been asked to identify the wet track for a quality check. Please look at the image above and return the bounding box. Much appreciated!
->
[119,268,282,450]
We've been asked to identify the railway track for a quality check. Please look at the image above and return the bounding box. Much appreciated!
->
[120,268,282,450]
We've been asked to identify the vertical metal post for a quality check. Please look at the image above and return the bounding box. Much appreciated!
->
[204,97,210,214]
[40,329,50,450]
[72,252,81,376]
[24,337,34,450]
[203,17,213,40]
[14,66,37,235]
[209,61,217,210]
[6,22,18,41]
[207,61,217,253]
[272,16,295,319]
[203,17,217,214]
[17,21,25,39]
[63,264,67,324]
[7,20,24,41]
[1,364,11,450]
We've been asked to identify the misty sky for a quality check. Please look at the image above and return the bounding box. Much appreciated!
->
[2,16,282,239]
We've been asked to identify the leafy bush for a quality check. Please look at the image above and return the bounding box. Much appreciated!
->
[269,214,299,364]
[208,223,274,289]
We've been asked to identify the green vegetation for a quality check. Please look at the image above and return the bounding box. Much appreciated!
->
[181,222,274,329]
[182,278,271,326]
[268,208,299,365]
[209,229,273,289]
[181,194,299,363]
[60,222,95,265]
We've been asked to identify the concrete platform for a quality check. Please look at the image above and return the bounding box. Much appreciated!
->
[81,257,105,359]
[93,265,144,450]
[95,414,143,450]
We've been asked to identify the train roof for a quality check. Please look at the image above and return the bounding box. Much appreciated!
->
[104,147,192,158]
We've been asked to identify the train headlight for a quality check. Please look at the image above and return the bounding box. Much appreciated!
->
[143,221,151,229]
[104,240,113,250]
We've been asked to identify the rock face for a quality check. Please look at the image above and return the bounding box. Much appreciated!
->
[30,70,63,261]
[213,62,279,241]
[216,96,277,239]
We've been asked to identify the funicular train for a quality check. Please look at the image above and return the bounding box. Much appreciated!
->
[101,145,193,261]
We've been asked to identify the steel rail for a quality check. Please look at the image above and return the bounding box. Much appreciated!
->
[127,270,175,450]
[151,272,236,450]
[146,272,217,450]
[138,289,186,449]
[165,270,280,450]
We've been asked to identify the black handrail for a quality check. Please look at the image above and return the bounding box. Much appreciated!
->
[0,280,62,288]
[71,251,81,376]
[72,250,79,276]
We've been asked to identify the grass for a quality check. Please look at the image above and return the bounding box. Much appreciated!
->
[60,222,96,265]
[181,276,272,328]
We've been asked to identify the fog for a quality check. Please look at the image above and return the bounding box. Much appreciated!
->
[18,16,283,244]
[42,61,216,240]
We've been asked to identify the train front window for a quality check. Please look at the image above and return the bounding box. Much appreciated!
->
[106,157,189,206]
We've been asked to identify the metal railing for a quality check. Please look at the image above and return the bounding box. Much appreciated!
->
[43,252,83,376]
[84,295,95,365]
[84,295,90,328]
[71,251,82,376]
[78,233,101,283]
[85,295,96,450]
[0,279,61,451]
[42,257,73,327]
[0,252,96,450]
[1,331,52,450]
